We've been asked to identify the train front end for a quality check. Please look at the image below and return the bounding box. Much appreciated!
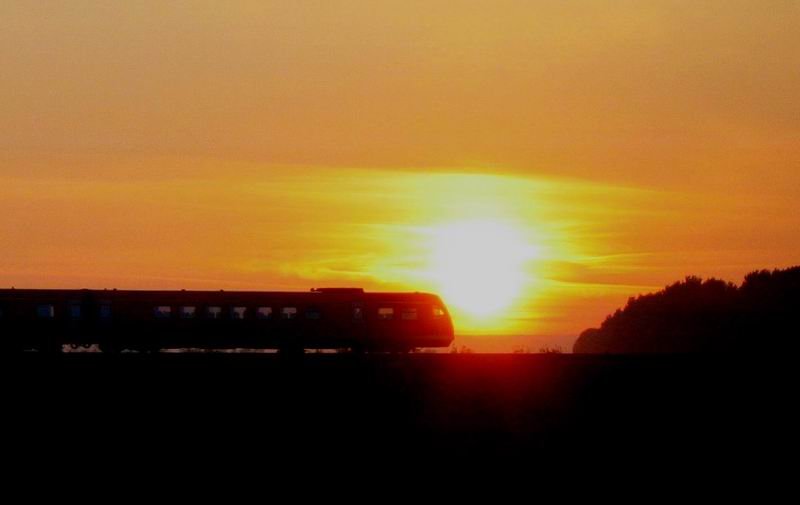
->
[361,291,455,351]
[419,294,455,349]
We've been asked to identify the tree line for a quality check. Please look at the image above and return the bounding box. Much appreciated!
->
[573,266,800,353]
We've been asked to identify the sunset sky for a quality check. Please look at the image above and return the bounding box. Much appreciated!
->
[2,1,798,351]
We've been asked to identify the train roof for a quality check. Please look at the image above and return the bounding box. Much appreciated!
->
[0,288,444,303]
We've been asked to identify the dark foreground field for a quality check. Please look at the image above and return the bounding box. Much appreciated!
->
[2,352,793,474]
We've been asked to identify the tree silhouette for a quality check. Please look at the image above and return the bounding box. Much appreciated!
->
[573,266,800,353]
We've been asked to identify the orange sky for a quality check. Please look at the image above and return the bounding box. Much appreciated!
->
[2,1,798,351]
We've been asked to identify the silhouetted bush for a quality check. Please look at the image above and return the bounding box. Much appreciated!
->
[450,345,474,354]
[573,266,800,353]
[538,345,563,354]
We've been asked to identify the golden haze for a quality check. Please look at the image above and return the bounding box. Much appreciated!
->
[1,2,799,350]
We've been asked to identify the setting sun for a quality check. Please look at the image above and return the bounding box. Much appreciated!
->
[426,220,538,319]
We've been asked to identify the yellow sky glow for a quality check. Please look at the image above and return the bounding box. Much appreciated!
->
[1,2,799,350]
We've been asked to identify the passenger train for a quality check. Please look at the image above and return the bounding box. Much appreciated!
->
[0,288,454,353]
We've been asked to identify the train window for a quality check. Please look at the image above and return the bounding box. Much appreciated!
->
[305,307,322,320]
[69,304,82,320]
[281,307,297,320]
[432,306,446,318]
[154,306,172,319]
[401,308,418,320]
[37,304,55,319]
[207,306,222,319]
[180,306,196,319]
[378,307,394,320]
[257,307,273,319]
[99,303,112,320]
[231,307,247,320]
[352,305,363,320]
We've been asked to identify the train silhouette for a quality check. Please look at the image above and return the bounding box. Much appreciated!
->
[0,288,454,353]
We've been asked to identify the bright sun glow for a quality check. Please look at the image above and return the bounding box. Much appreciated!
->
[427,220,538,319]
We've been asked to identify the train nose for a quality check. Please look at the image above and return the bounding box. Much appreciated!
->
[444,317,455,343]
[433,302,455,346]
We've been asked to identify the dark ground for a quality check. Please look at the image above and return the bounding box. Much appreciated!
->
[2,352,794,479]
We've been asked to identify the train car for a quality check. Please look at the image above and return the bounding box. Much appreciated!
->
[0,288,454,353]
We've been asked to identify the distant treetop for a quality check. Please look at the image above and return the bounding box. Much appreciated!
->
[573,266,800,354]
